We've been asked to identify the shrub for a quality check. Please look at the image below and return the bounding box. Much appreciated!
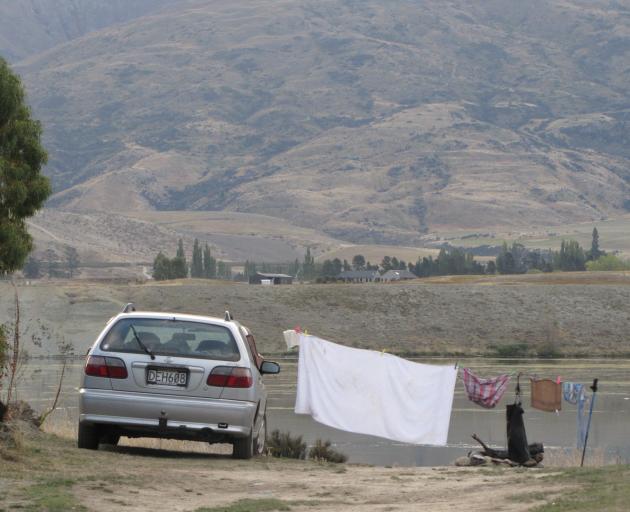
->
[267,430,307,459]
[586,254,630,271]
[308,439,347,463]
[536,340,562,358]
[488,343,530,357]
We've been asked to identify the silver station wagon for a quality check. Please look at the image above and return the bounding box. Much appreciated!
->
[78,305,280,459]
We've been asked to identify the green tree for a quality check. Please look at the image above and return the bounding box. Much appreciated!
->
[586,254,630,271]
[22,255,40,278]
[588,227,602,261]
[322,259,335,278]
[65,246,79,278]
[303,247,315,280]
[44,248,58,278]
[332,258,342,276]
[203,243,216,278]
[243,260,255,280]
[191,238,203,278]
[217,260,232,280]
[496,242,517,274]
[0,58,51,274]
[352,254,365,270]
[554,239,586,271]
[152,252,172,280]
[172,239,188,278]
[171,256,188,279]
[289,258,300,277]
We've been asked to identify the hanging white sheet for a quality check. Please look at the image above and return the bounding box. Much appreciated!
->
[294,333,457,446]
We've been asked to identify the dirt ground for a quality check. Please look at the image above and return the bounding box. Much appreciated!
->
[0,426,572,512]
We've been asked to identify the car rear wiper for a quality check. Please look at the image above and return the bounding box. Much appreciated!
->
[129,324,155,360]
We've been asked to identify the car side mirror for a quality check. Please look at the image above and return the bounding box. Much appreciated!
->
[260,361,280,375]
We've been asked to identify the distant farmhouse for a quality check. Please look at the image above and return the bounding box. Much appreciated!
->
[249,272,294,285]
[380,269,417,282]
[337,270,380,283]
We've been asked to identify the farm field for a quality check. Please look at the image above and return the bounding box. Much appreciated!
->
[1,272,630,358]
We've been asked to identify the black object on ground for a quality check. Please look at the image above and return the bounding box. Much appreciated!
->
[507,402,532,464]
[472,433,543,462]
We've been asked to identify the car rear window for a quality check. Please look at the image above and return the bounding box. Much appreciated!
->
[100,318,240,361]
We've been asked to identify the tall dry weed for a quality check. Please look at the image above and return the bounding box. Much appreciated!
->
[545,447,609,467]
[0,422,25,460]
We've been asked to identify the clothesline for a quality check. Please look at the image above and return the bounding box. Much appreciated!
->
[284,329,598,449]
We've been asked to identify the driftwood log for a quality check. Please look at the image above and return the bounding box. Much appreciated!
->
[472,433,544,463]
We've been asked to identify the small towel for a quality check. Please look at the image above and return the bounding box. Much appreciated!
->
[563,382,584,405]
[462,368,511,408]
[530,378,562,412]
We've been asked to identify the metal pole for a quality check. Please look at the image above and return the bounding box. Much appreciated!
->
[580,378,598,467]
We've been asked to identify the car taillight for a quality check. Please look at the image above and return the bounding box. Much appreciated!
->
[85,355,128,379]
[207,367,252,388]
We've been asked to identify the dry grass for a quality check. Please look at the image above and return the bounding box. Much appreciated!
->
[4,275,630,359]
[7,423,626,512]
[544,447,608,468]
[41,414,232,455]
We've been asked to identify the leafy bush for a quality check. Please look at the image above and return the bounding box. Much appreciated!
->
[536,340,562,358]
[586,254,630,271]
[267,430,306,459]
[308,439,347,463]
[488,343,530,357]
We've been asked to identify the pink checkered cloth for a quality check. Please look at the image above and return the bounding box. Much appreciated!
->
[462,368,511,409]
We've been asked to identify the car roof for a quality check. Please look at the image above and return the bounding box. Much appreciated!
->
[108,311,240,329]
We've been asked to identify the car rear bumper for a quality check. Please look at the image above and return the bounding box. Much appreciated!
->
[79,388,256,438]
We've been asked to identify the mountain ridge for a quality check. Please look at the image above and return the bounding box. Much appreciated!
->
[6,0,630,244]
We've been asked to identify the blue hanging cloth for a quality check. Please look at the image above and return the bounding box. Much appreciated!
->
[577,388,591,450]
[562,382,584,405]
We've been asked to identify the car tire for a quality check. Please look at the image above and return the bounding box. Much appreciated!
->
[233,412,266,460]
[77,422,99,450]
[101,430,120,447]
[232,430,254,459]
[253,413,267,456]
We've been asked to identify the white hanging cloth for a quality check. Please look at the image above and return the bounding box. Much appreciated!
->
[294,333,457,446]
[283,329,300,349]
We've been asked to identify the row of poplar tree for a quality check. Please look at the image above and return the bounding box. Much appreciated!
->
[152,228,613,282]
[152,239,231,281]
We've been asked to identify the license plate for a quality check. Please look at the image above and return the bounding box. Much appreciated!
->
[146,367,188,387]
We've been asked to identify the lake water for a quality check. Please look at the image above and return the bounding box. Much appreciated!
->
[14,358,630,466]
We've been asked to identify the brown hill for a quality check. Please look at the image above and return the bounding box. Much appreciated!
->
[10,0,630,244]
[0,0,176,62]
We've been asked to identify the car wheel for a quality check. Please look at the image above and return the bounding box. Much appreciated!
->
[233,411,266,460]
[253,414,267,456]
[232,429,254,460]
[77,422,99,450]
[101,430,120,447]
